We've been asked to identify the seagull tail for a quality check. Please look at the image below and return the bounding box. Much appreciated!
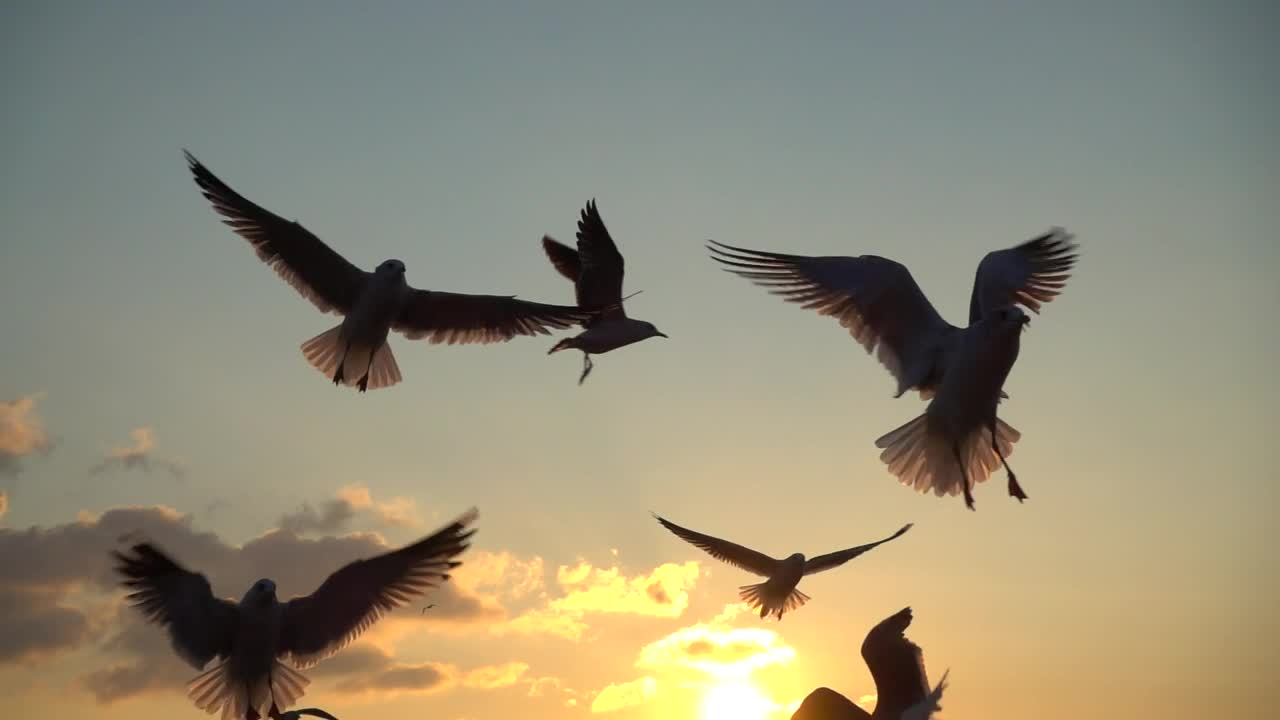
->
[301,325,402,390]
[739,582,809,620]
[874,414,1020,500]
[270,660,311,712]
[902,669,949,720]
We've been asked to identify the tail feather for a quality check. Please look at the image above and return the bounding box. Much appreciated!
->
[739,582,810,620]
[365,343,402,390]
[300,325,347,381]
[875,414,1020,500]
[903,669,949,720]
[185,660,310,719]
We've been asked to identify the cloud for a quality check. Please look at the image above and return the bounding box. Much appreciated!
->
[0,501,500,705]
[0,393,51,476]
[0,490,7,520]
[590,676,656,714]
[307,643,529,701]
[277,484,421,535]
[500,560,700,641]
[589,603,798,716]
[89,427,184,479]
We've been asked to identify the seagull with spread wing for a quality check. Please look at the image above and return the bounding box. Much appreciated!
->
[708,230,1078,509]
[542,200,667,384]
[653,513,912,620]
[185,151,592,392]
[113,507,478,720]
[790,607,947,720]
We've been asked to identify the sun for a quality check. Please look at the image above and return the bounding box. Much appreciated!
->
[698,679,776,720]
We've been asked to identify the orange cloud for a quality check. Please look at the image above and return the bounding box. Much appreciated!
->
[499,560,700,641]
[89,427,184,479]
[590,676,656,713]
[0,393,51,476]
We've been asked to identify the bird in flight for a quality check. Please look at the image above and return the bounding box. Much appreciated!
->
[185,151,593,392]
[542,200,667,384]
[653,513,912,620]
[113,507,477,720]
[708,230,1079,509]
[790,607,947,720]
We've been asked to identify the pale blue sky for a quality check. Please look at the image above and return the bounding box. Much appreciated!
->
[2,2,1277,719]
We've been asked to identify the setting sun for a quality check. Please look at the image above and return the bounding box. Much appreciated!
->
[699,680,777,720]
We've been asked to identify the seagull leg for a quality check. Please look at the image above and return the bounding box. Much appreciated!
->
[578,353,594,385]
[952,442,975,511]
[991,423,1027,502]
[332,365,344,386]
[356,372,369,393]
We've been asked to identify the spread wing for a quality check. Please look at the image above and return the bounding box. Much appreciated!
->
[392,290,592,343]
[708,241,957,397]
[278,508,478,669]
[573,200,626,312]
[113,543,238,670]
[542,236,582,283]
[652,513,778,577]
[861,607,932,718]
[803,523,913,576]
[185,151,369,315]
[969,228,1078,323]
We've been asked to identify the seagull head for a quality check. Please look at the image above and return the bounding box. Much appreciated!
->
[242,578,278,606]
[988,305,1030,333]
[639,321,668,340]
[376,259,407,278]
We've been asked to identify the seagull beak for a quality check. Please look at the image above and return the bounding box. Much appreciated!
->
[1021,315,1031,326]
[656,331,669,339]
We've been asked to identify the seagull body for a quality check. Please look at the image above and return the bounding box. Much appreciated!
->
[653,514,912,620]
[708,230,1078,509]
[543,200,666,384]
[114,508,478,719]
[185,151,592,392]
[791,607,947,720]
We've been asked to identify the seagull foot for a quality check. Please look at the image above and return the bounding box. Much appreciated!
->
[1008,474,1029,502]
[577,353,594,385]
[963,485,976,511]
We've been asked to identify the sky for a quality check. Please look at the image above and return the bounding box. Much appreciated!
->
[1,1,1277,719]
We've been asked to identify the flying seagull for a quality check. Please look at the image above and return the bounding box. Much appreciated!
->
[113,507,478,720]
[708,230,1078,509]
[542,200,667,384]
[790,607,947,720]
[653,513,912,620]
[185,151,593,391]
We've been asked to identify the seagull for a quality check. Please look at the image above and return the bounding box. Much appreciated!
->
[542,200,667,384]
[708,230,1079,509]
[185,151,593,392]
[653,513,912,620]
[790,607,947,720]
[113,507,478,720]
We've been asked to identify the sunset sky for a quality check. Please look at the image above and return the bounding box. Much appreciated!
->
[2,2,1277,719]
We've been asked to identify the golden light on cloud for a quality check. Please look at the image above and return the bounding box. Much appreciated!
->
[636,618,796,679]
[699,679,778,720]
[590,676,657,713]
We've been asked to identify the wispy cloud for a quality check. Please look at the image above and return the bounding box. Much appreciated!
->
[277,484,422,535]
[590,676,656,714]
[0,490,7,520]
[89,427,184,479]
[501,560,701,641]
[311,643,529,701]
[0,393,51,476]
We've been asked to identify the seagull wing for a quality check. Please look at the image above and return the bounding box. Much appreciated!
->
[802,523,913,576]
[113,543,238,670]
[391,289,592,344]
[278,508,478,669]
[968,228,1079,323]
[542,236,582,283]
[708,241,957,396]
[185,151,370,315]
[652,513,778,577]
[573,200,626,313]
[861,607,933,718]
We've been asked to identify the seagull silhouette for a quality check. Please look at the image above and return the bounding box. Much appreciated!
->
[114,508,477,719]
[791,607,947,720]
[185,151,592,391]
[653,513,912,620]
[708,230,1078,508]
[543,200,667,384]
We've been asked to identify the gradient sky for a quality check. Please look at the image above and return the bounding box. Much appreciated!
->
[2,2,1277,719]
